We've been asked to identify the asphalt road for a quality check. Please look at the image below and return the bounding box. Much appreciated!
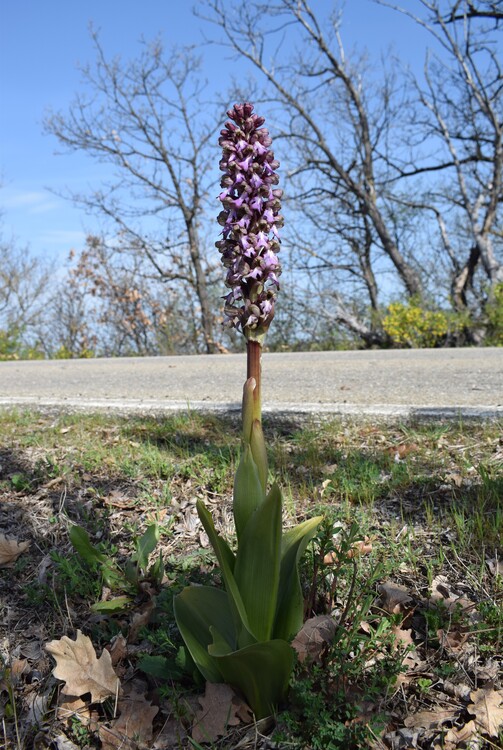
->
[0,348,501,420]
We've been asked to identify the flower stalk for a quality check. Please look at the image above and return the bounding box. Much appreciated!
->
[173,103,322,720]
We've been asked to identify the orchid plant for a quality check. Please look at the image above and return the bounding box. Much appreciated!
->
[174,103,322,719]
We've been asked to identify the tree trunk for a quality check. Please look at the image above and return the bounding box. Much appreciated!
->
[187,224,217,354]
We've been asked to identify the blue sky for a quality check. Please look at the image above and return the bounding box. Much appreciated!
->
[0,0,430,263]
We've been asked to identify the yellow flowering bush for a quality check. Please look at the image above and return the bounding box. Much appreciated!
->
[383,300,450,347]
[0,329,44,361]
[53,345,95,360]
[485,283,503,346]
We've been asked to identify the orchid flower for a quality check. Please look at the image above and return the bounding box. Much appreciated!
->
[174,104,321,720]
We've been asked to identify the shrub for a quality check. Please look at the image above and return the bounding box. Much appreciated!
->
[484,283,503,346]
[0,327,44,361]
[383,299,453,347]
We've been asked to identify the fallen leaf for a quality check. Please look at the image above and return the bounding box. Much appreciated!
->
[57,696,92,726]
[431,574,451,600]
[46,630,120,703]
[128,598,155,644]
[391,626,414,649]
[192,682,247,743]
[445,471,463,487]
[99,689,158,750]
[152,719,187,748]
[324,537,373,564]
[387,442,418,459]
[437,628,468,653]
[108,634,128,666]
[474,659,500,683]
[377,582,413,614]
[291,615,337,664]
[486,558,503,578]
[444,720,478,745]
[102,491,138,510]
[52,734,80,750]
[467,688,503,737]
[0,534,30,566]
[404,708,459,729]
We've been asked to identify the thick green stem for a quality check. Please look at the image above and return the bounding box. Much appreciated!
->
[246,339,262,424]
[242,338,268,492]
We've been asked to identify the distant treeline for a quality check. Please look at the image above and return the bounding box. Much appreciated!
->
[1,1,502,358]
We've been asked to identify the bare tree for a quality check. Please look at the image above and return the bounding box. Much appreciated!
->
[45,33,223,353]
[442,1,503,22]
[64,235,214,356]
[199,0,503,345]
[200,0,429,345]
[381,0,503,323]
[43,273,97,358]
[0,227,51,355]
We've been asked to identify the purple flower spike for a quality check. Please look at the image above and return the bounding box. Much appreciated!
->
[217,102,283,339]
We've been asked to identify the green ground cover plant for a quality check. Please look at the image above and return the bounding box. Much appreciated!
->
[0,409,501,748]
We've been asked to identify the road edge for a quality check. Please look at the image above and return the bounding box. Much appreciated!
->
[0,396,501,422]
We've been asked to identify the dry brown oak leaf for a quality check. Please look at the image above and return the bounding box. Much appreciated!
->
[467,688,503,738]
[378,582,413,614]
[46,630,120,703]
[0,533,29,566]
[192,682,250,743]
[100,690,158,750]
[404,708,459,730]
[291,615,337,664]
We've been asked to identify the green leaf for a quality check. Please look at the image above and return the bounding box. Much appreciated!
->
[234,483,282,642]
[91,595,133,613]
[215,535,235,574]
[11,473,31,491]
[241,377,255,444]
[250,419,268,492]
[97,555,128,589]
[69,525,125,589]
[196,501,254,645]
[132,523,160,571]
[273,516,323,641]
[69,525,108,566]
[208,625,234,657]
[124,559,139,587]
[213,639,294,719]
[138,654,185,680]
[173,585,235,683]
[149,551,165,584]
[233,444,265,542]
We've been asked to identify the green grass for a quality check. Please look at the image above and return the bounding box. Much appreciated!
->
[0,409,501,748]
